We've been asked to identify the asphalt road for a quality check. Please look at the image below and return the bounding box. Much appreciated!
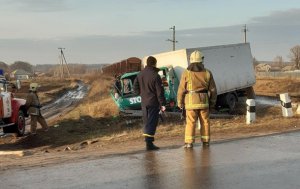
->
[1,131,300,189]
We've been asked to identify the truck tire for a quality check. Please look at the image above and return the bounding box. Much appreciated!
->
[14,111,26,136]
[226,93,237,113]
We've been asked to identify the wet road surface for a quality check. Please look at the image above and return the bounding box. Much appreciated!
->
[1,131,300,189]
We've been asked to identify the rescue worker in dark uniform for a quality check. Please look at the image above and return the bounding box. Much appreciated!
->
[177,50,217,148]
[25,83,49,135]
[133,56,166,151]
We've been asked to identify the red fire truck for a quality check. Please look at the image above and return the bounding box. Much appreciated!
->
[0,74,28,136]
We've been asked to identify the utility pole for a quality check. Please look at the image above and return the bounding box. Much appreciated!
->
[58,47,71,79]
[242,24,249,43]
[167,26,178,51]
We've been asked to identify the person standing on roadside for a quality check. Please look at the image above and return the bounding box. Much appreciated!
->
[133,56,166,151]
[177,50,217,148]
[25,83,49,135]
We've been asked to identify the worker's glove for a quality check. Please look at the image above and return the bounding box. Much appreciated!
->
[180,108,186,120]
[178,104,183,109]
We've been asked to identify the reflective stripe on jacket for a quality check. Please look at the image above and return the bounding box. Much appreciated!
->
[177,67,217,110]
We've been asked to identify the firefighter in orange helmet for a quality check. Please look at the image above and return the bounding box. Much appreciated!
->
[177,50,217,148]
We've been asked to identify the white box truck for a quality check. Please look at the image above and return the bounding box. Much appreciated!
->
[143,43,256,111]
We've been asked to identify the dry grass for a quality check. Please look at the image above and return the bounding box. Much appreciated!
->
[254,77,300,97]
[1,74,124,150]
[1,76,300,155]
[1,76,300,171]
[28,73,125,148]
[28,76,300,148]
[62,74,119,119]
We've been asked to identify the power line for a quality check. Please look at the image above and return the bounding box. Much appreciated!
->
[242,24,249,43]
[166,26,178,51]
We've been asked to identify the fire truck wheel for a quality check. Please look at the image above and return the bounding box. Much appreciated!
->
[14,111,26,136]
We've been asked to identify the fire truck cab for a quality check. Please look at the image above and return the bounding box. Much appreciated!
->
[0,71,28,136]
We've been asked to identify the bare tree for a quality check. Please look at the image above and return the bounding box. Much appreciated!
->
[273,56,284,68]
[0,61,9,72]
[289,45,300,69]
[10,61,33,73]
[69,64,87,74]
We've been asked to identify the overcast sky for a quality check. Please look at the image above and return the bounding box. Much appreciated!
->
[0,0,300,65]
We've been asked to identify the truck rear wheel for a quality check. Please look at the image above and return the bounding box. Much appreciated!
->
[226,93,237,113]
[15,111,26,136]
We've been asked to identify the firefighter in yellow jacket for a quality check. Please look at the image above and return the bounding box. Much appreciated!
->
[25,83,49,135]
[177,50,217,148]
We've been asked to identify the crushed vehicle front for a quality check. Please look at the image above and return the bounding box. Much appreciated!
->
[110,66,179,113]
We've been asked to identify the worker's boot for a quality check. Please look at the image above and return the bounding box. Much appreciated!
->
[146,141,160,151]
[183,143,193,148]
[202,142,210,147]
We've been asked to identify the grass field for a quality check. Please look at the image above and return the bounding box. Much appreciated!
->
[1,75,300,169]
[47,75,300,151]
[254,77,300,98]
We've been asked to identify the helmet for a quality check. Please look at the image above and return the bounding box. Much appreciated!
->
[29,83,39,91]
[190,50,204,64]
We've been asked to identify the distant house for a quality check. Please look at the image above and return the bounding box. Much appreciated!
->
[34,71,46,77]
[10,69,32,80]
[269,66,282,72]
[282,65,295,72]
[255,63,271,72]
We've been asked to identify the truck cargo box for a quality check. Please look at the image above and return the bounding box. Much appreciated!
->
[143,43,255,96]
[141,43,256,111]
[111,43,255,113]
